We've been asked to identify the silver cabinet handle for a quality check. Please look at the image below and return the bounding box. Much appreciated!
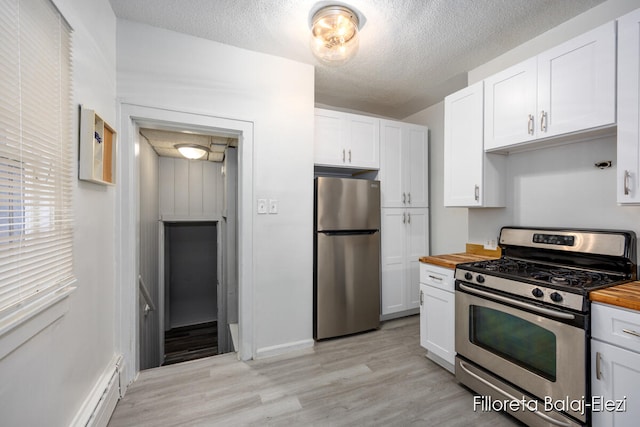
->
[420,290,424,306]
[540,110,548,133]
[622,328,640,338]
[342,149,345,162]
[348,149,351,163]
[407,212,411,224]
[624,170,631,196]
[402,212,406,224]
[527,114,534,135]
[458,361,571,427]
[402,192,406,204]
[596,351,603,380]
[474,185,479,201]
[428,275,442,281]
[407,192,411,204]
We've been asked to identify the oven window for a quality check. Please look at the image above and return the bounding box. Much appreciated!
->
[470,305,556,381]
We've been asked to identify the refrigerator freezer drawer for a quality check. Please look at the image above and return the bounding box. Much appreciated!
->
[315,232,381,340]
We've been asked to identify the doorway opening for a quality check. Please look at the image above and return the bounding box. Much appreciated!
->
[163,222,219,365]
[117,104,254,385]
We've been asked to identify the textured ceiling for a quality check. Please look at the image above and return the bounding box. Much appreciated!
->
[108,0,606,119]
[140,129,237,162]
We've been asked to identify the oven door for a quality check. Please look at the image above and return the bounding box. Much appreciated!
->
[455,282,587,423]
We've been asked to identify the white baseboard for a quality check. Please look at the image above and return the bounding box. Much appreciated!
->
[70,354,123,427]
[255,339,314,359]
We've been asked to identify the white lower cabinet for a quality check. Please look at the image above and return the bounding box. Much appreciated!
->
[591,303,640,427]
[419,263,455,373]
[381,208,429,317]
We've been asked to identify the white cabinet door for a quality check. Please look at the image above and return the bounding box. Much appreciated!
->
[445,81,484,207]
[314,109,345,167]
[591,339,640,427]
[484,57,537,150]
[381,209,406,315]
[424,285,455,369]
[380,121,404,207]
[618,8,640,204]
[537,21,615,138]
[444,81,505,207]
[380,120,428,208]
[406,126,428,208]
[381,208,429,316]
[349,114,380,169]
[406,209,429,309]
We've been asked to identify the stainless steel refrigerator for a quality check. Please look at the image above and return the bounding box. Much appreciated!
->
[314,177,381,340]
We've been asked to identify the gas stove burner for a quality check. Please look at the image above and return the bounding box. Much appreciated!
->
[474,259,531,274]
[528,268,613,288]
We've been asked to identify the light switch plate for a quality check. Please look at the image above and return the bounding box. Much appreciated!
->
[257,199,267,214]
[269,199,278,214]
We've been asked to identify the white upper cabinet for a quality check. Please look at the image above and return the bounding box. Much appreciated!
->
[379,120,428,208]
[444,81,505,207]
[484,58,537,150]
[484,21,616,152]
[314,108,380,169]
[617,8,640,204]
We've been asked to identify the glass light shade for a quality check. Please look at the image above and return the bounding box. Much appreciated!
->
[310,5,359,65]
[176,144,208,160]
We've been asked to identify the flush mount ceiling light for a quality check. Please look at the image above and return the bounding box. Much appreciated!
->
[310,4,361,65]
[175,143,209,160]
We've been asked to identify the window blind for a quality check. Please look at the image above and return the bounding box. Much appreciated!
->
[0,0,74,317]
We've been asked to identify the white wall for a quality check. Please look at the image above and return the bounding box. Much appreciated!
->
[467,138,640,254]
[0,0,118,425]
[116,20,315,358]
[404,103,469,254]
[138,137,160,369]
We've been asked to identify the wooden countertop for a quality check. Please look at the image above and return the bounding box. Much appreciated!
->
[590,281,640,311]
[419,244,501,270]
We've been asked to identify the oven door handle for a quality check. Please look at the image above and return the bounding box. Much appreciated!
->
[458,283,575,320]
[458,360,572,427]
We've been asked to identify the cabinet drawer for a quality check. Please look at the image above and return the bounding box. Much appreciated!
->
[592,303,640,353]
[419,263,454,292]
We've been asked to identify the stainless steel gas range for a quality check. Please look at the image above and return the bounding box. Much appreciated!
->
[454,227,637,427]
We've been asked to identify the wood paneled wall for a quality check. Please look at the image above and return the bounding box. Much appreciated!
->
[159,157,224,218]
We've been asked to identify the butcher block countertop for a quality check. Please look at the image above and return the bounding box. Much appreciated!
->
[419,244,501,270]
[590,281,640,312]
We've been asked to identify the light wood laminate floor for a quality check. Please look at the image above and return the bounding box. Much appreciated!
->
[109,316,521,426]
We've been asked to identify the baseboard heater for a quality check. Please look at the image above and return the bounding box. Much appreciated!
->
[71,354,122,427]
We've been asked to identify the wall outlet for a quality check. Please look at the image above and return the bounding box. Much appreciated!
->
[484,239,497,250]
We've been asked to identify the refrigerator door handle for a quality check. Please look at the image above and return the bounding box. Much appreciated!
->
[320,230,378,236]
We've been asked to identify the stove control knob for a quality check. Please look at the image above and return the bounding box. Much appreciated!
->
[550,292,563,302]
[532,288,544,298]
[476,275,485,284]
[464,272,473,281]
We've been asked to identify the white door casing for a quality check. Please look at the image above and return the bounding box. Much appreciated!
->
[116,103,254,388]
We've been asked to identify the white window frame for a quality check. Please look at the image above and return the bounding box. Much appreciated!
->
[0,0,76,357]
